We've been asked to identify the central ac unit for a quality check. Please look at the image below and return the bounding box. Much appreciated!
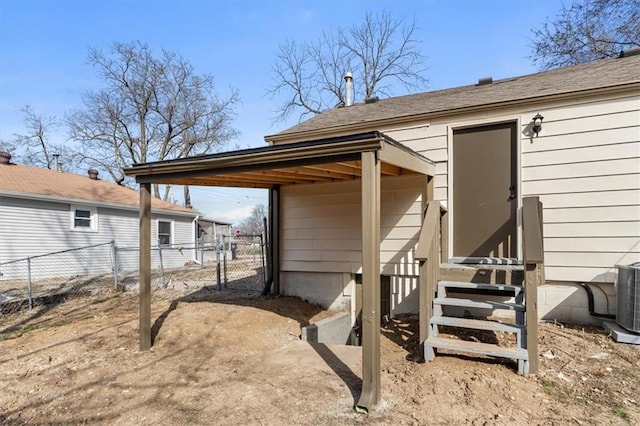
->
[616,263,640,333]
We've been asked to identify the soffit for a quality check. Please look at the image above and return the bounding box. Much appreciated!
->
[123,132,435,188]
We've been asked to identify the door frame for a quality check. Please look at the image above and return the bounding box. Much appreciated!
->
[446,116,523,260]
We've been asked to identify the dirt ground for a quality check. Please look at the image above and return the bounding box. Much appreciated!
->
[1,282,639,425]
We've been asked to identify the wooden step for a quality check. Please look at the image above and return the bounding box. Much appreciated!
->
[438,280,522,295]
[434,297,525,311]
[440,263,524,285]
[425,336,528,360]
[449,257,522,266]
[430,315,524,334]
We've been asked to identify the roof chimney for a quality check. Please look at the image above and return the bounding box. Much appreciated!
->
[344,71,353,106]
[0,151,11,165]
[88,169,99,180]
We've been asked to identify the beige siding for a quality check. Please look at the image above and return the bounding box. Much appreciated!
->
[280,174,423,275]
[520,95,640,283]
[384,124,449,208]
[382,93,640,284]
[279,92,639,291]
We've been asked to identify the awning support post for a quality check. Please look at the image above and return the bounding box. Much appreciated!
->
[270,186,280,295]
[356,150,381,413]
[139,182,152,351]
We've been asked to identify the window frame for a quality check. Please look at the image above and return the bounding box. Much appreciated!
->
[70,205,98,232]
[157,219,173,246]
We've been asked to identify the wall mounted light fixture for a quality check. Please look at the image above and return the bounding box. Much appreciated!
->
[532,113,544,137]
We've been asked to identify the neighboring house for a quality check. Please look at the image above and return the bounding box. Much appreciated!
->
[197,216,232,246]
[196,215,233,263]
[0,154,199,279]
[263,51,640,324]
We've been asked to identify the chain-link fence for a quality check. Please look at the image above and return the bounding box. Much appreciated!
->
[0,234,266,317]
[0,242,117,315]
[115,234,265,292]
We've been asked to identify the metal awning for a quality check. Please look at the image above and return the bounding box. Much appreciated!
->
[124,131,435,413]
[123,132,434,187]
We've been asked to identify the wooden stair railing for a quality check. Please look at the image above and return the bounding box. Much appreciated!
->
[416,197,544,374]
[415,200,447,361]
[521,196,544,374]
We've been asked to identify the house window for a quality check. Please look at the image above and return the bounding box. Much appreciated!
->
[75,209,91,227]
[70,205,98,232]
[158,220,172,246]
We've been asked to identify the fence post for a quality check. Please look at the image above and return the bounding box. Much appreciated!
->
[200,243,204,269]
[158,244,167,289]
[223,239,228,288]
[252,236,257,263]
[110,240,119,289]
[216,236,222,291]
[26,257,33,310]
[260,234,266,287]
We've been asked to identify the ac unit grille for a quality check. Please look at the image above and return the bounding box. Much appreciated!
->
[616,264,640,333]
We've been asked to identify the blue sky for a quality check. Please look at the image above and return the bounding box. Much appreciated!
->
[0,0,565,224]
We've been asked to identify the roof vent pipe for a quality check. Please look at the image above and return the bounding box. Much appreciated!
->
[619,47,640,58]
[52,153,62,172]
[344,72,353,106]
[0,151,11,165]
[88,169,99,180]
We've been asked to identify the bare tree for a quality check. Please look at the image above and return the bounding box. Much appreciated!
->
[9,106,69,169]
[268,10,427,122]
[239,204,267,235]
[67,41,239,199]
[0,140,16,157]
[530,0,640,70]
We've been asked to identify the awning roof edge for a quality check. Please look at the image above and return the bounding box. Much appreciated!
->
[124,132,435,188]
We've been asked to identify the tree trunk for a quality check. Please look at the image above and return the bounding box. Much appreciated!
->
[184,185,192,208]
[153,184,161,199]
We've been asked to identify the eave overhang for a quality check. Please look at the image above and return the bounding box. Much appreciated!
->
[265,82,640,144]
[123,132,435,188]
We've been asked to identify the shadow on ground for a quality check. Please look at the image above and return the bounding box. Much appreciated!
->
[149,274,363,405]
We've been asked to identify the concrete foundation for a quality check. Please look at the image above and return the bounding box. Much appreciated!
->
[538,282,616,324]
[283,270,618,325]
[301,312,354,345]
[281,271,353,311]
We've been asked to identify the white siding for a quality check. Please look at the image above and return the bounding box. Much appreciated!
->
[0,196,196,279]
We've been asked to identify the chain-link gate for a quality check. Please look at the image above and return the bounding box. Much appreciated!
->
[218,234,265,291]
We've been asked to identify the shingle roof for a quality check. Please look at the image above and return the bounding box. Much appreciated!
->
[269,54,640,140]
[0,162,195,215]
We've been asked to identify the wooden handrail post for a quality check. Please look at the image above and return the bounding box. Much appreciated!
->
[522,196,544,374]
[440,209,449,264]
[416,201,443,361]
